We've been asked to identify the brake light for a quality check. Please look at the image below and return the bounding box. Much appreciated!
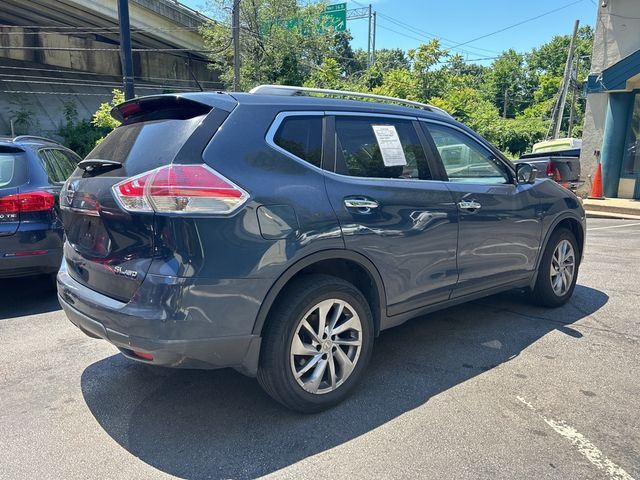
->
[112,164,249,215]
[545,162,562,182]
[545,162,553,177]
[0,191,55,213]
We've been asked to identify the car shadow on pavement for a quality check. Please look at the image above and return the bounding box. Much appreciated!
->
[81,284,607,480]
[0,275,60,320]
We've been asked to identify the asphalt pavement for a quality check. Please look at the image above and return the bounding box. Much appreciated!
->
[0,218,638,480]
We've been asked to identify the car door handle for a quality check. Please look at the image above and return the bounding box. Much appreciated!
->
[344,198,379,211]
[457,200,482,210]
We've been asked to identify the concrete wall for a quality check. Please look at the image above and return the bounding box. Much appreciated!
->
[0,0,222,141]
[0,28,217,83]
[579,0,640,197]
[590,0,640,72]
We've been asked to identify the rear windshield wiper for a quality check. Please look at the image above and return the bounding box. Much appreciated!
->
[78,159,122,173]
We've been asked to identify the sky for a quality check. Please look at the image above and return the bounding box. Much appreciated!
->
[181,0,597,64]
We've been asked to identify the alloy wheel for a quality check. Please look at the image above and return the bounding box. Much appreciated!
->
[550,239,575,296]
[289,299,363,395]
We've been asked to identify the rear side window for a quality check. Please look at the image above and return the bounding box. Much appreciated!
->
[0,150,28,188]
[85,115,206,174]
[38,150,62,183]
[38,149,72,184]
[273,116,323,168]
[334,117,431,180]
[49,150,78,180]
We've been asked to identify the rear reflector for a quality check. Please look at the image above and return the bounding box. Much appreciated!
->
[132,351,154,361]
[0,191,55,213]
[113,164,249,215]
[4,250,49,257]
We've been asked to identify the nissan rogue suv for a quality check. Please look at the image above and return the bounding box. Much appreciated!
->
[57,85,585,412]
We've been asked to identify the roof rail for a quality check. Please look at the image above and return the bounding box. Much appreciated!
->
[13,135,57,144]
[249,84,452,117]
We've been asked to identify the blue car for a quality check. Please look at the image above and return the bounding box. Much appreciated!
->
[57,86,585,412]
[0,136,80,282]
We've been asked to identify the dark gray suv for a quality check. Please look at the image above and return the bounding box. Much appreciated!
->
[57,85,585,412]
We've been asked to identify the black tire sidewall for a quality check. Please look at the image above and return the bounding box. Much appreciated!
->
[260,275,374,412]
[534,228,579,307]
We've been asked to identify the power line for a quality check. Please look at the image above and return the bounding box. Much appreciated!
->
[0,90,113,96]
[0,24,205,33]
[0,64,216,87]
[0,45,223,52]
[448,0,586,49]
[375,12,500,56]
[0,78,201,92]
[376,22,498,63]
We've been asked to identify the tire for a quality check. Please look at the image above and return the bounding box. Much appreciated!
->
[257,274,374,413]
[531,228,579,307]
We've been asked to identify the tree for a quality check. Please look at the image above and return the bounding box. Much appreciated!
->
[484,49,531,118]
[56,100,109,157]
[202,0,339,90]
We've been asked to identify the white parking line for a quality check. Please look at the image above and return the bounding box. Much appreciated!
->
[589,222,640,231]
[516,396,635,480]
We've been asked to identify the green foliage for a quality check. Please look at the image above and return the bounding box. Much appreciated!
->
[55,90,124,156]
[201,2,594,156]
[8,96,37,135]
[202,0,340,90]
[92,89,124,131]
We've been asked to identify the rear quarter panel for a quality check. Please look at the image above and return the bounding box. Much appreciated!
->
[147,104,343,281]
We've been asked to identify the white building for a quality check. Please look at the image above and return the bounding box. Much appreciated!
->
[581,0,640,199]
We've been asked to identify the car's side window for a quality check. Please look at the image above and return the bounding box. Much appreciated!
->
[49,150,77,180]
[37,149,65,184]
[425,123,509,184]
[273,116,323,168]
[334,117,432,180]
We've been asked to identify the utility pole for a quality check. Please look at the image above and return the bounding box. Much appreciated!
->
[232,0,241,91]
[371,11,376,65]
[502,88,508,119]
[366,4,372,67]
[567,54,579,136]
[550,19,579,139]
[117,0,135,100]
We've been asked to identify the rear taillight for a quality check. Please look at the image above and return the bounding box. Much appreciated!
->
[545,162,561,182]
[0,191,55,213]
[112,164,249,215]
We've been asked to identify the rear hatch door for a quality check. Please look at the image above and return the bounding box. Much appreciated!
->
[61,96,231,302]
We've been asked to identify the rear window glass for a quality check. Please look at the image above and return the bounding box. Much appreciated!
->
[274,116,323,168]
[0,151,28,188]
[86,115,205,174]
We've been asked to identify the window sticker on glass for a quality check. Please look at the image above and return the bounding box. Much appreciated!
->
[371,125,407,167]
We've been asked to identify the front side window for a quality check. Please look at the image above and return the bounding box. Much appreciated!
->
[273,116,323,168]
[426,124,509,184]
[334,117,431,180]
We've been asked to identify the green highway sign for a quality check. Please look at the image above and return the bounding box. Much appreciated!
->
[321,3,347,32]
[261,3,347,36]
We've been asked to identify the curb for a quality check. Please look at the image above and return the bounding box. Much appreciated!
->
[585,210,640,220]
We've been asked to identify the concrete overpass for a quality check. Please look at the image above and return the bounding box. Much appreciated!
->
[0,0,222,136]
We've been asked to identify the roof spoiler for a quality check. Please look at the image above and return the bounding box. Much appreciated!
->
[111,95,213,124]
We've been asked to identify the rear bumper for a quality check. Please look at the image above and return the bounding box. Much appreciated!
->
[57,264,269,375]
[60,296,261,373]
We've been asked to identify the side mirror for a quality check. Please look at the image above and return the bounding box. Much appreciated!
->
[516,163,538,184]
